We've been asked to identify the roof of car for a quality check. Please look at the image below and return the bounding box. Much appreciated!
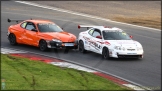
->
[92,26,123,31]
[78,25,123,31]
[25,19,54,24]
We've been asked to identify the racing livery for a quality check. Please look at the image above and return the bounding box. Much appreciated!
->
[7,18,78,51]
[78,25,144,59]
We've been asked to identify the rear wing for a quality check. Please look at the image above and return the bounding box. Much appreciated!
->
[78,25,112,30]
[78,25,100,30]
[7,18,32,24]
[78,25,121,30]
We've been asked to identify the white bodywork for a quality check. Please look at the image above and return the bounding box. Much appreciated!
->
[78,25,144,58]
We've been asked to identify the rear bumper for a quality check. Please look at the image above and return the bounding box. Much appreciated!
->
[46,40,78,49]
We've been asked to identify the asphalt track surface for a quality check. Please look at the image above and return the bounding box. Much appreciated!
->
[1,1,161,89]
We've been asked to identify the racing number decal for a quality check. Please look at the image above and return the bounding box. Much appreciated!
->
[122,32,126,35]
[89,29,93,34]
[22,22,27,28]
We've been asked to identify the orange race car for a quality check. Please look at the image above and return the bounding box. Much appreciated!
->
[7,18,78,51]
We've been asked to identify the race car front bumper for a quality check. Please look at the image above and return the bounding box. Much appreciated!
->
[46,40,78,49]
[109,49,144,58]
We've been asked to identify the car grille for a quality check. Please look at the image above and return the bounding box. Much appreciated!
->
[127,49,135,51]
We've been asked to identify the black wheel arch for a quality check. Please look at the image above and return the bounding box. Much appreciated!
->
[102,46,109,52]
[39,39,46,45]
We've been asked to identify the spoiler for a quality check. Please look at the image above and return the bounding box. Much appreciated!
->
[7,18,32,24]
[77,25,110,30]
[78,25,97,29]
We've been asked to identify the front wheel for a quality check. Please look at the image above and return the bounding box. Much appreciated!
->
[102,47,110,59]
[39,40,48,51]
[8,33,17,45]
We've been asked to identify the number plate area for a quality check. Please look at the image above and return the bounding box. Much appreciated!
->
[64,43,74,46]
[127,53,137,55]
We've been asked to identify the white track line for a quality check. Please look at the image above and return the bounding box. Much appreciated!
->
[1,48,27,54]
[15,1,161,31]
[123,84,147,90]
[50,62,97,73]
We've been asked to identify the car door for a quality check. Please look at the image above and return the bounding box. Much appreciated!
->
[19,22,28,44]
[90,29,103,53]
[84,28,94,50]
[24,22,38,46]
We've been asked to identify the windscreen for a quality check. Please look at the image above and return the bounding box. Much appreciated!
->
[102,30,131,40]
[37,23,63,32]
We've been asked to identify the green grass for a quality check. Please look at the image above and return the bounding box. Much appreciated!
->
[1,54,130,90]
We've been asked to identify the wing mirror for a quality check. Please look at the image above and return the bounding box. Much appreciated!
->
[130,35,133,39]
[96,36,102,39]
[31,29,38,32]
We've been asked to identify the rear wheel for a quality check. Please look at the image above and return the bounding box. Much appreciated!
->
[79,40,86,53]
[39,40,48,51]
[8,33,17,45]
[102,47,110,59]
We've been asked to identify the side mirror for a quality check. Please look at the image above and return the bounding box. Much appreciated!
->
[31,29,37,32]
[130,35,133,39]
[96,36,102,39]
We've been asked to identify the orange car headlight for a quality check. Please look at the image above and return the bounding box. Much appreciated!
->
[52,39,62,42]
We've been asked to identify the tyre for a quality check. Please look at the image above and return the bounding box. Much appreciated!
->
[102,47,110,59]
[79,40,86,53]
[39,40,48,51]
[8,33,17,45]
[74,45,78,49]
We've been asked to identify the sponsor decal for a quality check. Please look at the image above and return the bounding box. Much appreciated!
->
[22,22,27,28]
[122,32,126,35]
[89,41,101,50]
[38,23,54,25]
[83,36,90,41]
[103,30,122,32]
[83,36,101,50]
[97,41,104,44]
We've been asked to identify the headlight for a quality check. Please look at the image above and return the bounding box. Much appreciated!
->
[114,46,125,51]
[114,46,121,50]
[137,47,143,51]
[52,39,62,42]
[122,47,125,51]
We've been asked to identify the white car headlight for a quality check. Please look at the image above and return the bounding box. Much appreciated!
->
[52,39,62,42]
[122,47,125,51]
[114,46,121,50]
[137,47,143,51]
[114,46,125,51]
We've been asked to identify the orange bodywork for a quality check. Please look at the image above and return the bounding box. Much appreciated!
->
[8,20,77,47]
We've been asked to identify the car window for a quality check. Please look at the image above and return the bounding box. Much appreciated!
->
[88,29,94,35]
[20,22,27,28]
[37,23,63,32]
[25,22,36,31]
[102,30,131,40]
[92,29,101,37]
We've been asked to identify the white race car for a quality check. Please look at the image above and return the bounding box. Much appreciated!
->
[78,25,144,59]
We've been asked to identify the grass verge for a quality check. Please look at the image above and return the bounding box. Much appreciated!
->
[1,54,130,90]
